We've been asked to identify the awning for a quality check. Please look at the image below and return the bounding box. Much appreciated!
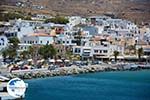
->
[110,56,124,59]
[27,59,33,62]
[95,56,109,58]
[56,59,63,62]
[49,59,55,62]
[65,60,70,62]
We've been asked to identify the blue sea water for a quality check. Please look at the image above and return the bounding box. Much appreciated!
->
[25,70,150,100]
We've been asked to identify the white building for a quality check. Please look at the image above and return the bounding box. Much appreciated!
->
[56,32,77,46]
[67,16,81,29]
[32,14,52,20]
[19,33,54,51]
[73,37,124,60]
[5,19,43,40]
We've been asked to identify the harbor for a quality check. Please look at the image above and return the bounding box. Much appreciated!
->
[25,70,150,100]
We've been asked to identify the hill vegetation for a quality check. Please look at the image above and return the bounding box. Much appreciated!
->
[0,0,150,24]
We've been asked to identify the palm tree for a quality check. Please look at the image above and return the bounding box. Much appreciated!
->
[137,48,143,62]
[113,51,119,62]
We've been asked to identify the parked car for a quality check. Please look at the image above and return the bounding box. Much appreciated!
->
[4,58,13,64]
[11,66,19,71]
[21,66,28,70]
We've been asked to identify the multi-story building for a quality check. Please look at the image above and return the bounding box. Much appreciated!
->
[19,33,54,51]
[73,36,124,61]
[5,19,43,40]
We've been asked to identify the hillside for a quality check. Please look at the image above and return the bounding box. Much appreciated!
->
[0,0,150,23]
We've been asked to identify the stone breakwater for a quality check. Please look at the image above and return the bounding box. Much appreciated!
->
[7,64,150,80]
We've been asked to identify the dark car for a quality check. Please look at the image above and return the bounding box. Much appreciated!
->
[21,66,28,70]
[11,66,19,72]
[4,58,13,64]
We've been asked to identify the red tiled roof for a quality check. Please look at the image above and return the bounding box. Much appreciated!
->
[29,33,51,37]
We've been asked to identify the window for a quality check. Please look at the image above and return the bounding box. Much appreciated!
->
[67,41,69,44]
[94,50,98,53]
[40,41,42,43]
[99,50,102,53]
[1,38,4,41]
[24,41,26,43]
[47,41,49,44]
[71,40,76,43]
[75,48,80,53]
[104,44,107,47]
[61,50,63,52]
[103,50,108,53]
[75,49,78,53]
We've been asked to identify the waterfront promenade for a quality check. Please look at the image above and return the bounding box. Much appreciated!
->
[6,63,150,80]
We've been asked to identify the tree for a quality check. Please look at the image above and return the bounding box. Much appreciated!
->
[137,48,143,62]
[9,37,20,49]
[44,16,69,24]
[2,37,20,60]
[0,12,32,21]
[8,49,17,59]
[24,16,32,20]
[0,12,24,21]
[38,44,57,60]
[20,51,30,60]
[2,48,16,60]
[2,49,9,60]
[113,51,119,62]
[28,45,39,59]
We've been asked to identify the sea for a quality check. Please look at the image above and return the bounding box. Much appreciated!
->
[25,70,150,100]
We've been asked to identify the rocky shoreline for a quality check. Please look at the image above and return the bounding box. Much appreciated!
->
[7,64,150,80]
